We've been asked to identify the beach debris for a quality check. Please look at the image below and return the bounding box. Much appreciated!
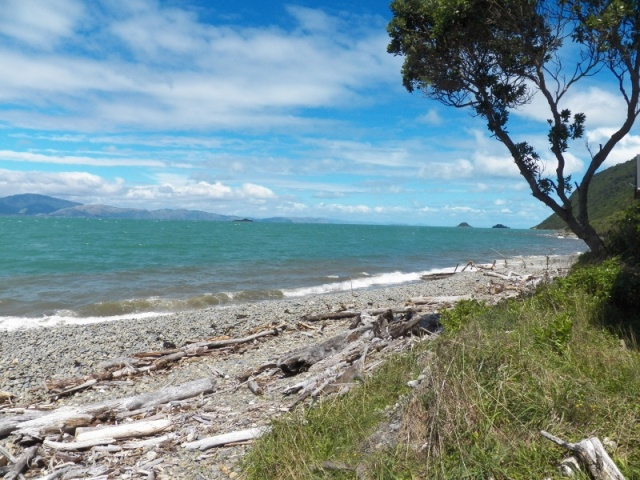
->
[0,377,215,439]
[0,259,575,479]
[420,272,456,281]
[247,378,264,396]
[540,430,625,480]
[42,324,284,398]
[1,445,39,480]
[183,426,271,451]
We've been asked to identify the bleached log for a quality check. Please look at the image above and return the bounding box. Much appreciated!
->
[75,418,172,442]
[43,437,117,451]
[31,466,74,480]
[188,328,280,349]
[3,445,38,480]
[123,433,175,449]
[0,444,18,463]
[484,271,527,280]
[301,311,361,322]
[247,379,263,396]
[2,377,215,439]
[407,295,472,305]
[540,430,625,480]
[33,466,109,480]
[183,427,271,451]
[277,325,372,375]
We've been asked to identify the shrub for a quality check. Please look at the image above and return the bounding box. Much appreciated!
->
[606,202,640,265]
[439,299,490,334]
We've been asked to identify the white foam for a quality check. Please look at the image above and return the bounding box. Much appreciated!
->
[0,311,171,331]
[282,267,457,297]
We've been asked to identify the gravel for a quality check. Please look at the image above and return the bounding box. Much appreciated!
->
[0,254,578,479]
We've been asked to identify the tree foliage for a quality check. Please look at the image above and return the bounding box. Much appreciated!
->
[388,0,640,254]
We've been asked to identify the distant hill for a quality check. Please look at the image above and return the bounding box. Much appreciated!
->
[0,193,339,224]
[0,194,81,215]
[49,204,240,221]
[534,158,637,233]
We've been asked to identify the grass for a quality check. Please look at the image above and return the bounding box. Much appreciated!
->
[243,348,427,479]
[242,260,640,479]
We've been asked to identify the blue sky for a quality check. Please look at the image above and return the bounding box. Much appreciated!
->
[0,0,638,228]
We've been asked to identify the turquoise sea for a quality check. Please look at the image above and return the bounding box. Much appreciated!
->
[0,217,585,329]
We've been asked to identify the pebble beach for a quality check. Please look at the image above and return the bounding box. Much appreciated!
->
[0,254,580,479]
[0,254,578,403]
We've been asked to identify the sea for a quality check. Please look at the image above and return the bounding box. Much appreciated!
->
[0,217,585,330]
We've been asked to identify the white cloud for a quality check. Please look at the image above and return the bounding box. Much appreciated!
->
[444,205,484,214]
[0,169,125,198]
[0,2,396,132]
[0,0,85,48]
[417,109,443,126]
[0,150,164,167]
[238,183,276,199]
[587,130,640,168]
[419,159,474,179]
[317,203,371,214]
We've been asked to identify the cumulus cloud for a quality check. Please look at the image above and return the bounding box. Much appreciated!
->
[317,203,371,214]
[418,159,474,179]
[0,168,125,198]
[0,1,396,132]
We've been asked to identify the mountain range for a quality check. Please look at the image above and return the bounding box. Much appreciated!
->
[0,194,337,224]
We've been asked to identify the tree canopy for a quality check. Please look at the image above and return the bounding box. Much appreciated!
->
[388,0,640,254]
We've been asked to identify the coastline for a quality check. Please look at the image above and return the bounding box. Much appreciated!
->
[0,254,580,479]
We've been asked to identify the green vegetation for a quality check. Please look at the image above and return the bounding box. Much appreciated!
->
[243,203,640,479]
[535,158,638,234]
[387,0,640,255]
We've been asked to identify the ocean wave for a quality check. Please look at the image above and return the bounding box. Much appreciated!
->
[282,268,455,297]
[0,311,171,331]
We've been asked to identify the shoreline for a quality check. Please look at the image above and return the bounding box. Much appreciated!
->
[0,253,583,332]
[0,253,580,479]
[0,254,579,399]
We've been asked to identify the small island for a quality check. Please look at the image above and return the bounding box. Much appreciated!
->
[492,224,510,229]
[233,218,254,222]
[457,222,472,227]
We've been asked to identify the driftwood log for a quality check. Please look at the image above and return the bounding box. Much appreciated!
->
[43,326,283,397]
[277,325,373,375]
[183,426,271,451]
[0,377,215,439]
[3,445,39,480]
[540,430,625,480]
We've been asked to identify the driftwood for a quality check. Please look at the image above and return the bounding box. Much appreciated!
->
[301,311,361,322]
[540,430,625,480]
[420,272,456,281]
[3,445,39,480]
[75,418,172,442]
[247,379,263,396]
[1,377,215,439]
[43,437,117,451]
[183,427,271,451]
[407,295,472,306]
[277,325,372,375]
[43,326,282,398]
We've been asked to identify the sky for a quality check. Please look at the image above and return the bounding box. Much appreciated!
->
[0,0,638,228]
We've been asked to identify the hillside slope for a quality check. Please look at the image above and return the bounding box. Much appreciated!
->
[0,194,81,215]
[534,157,637,232]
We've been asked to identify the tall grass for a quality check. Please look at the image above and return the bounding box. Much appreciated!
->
[243,260,640,479]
